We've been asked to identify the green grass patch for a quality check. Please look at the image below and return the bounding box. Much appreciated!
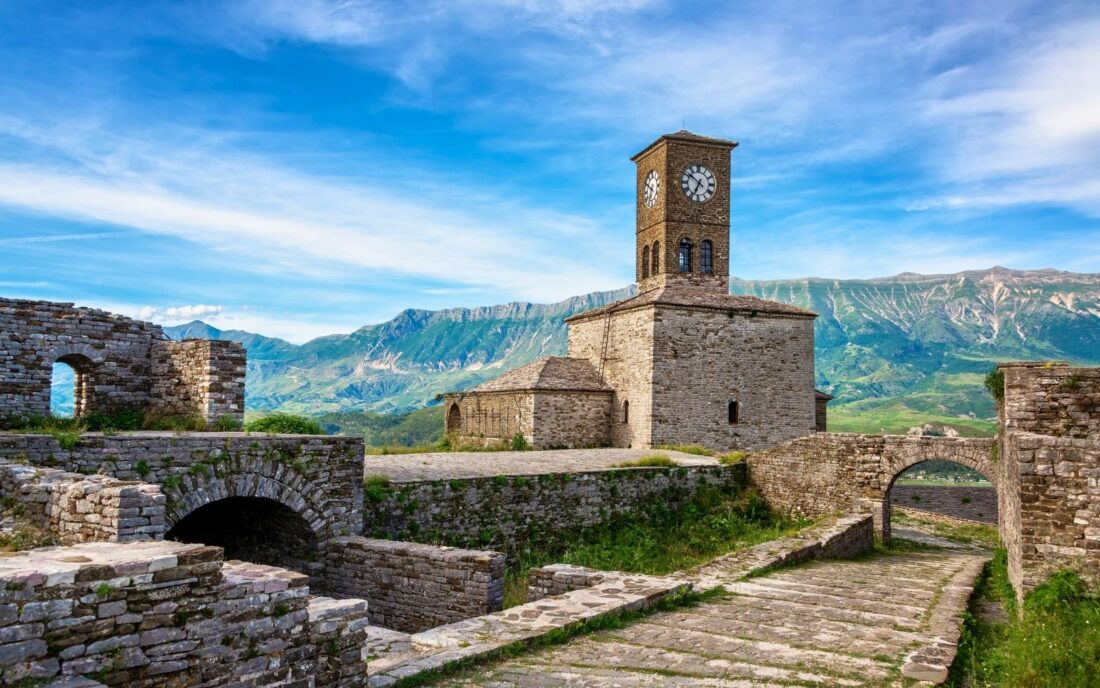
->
[891,510,1001,549]
[718,451,748,465]
[613,454,677,468]
[949,550,1100,688]
[502,486,803,607]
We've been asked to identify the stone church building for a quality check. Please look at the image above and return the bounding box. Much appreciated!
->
[445,131,821,451]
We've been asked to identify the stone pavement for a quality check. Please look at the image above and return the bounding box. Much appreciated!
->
[363,448,719,482]
[428,548,988,687]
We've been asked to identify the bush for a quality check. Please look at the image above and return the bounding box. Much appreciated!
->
[614,454,677,468]
[984,368,1005,404]
[143,412,207,432]
[509,433,530,451]
[211,415,241,431]
[244,413,324,435]
[363,474,391,503]
[719,451,748,465]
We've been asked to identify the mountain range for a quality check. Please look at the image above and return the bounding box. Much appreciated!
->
[49,267,1100,438]
[160,267,1099,437]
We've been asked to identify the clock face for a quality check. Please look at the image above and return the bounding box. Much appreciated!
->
[643,170,660,207]
[681,164,716,203]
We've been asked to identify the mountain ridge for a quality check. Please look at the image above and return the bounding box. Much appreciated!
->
[156,267,1100,433]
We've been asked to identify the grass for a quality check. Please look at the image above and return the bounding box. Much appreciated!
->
[501,485,804,607]
[718,451,748,465]
[827,401,997,437]
[654,444,714,456]
[948,550,1100,688]
[891,510,1001,549]
[613,454,677,468]
[366,433,532,455]
[244,412,324,435]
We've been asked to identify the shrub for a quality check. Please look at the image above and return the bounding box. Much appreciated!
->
[509,433,531,451]
[211,415,241,431]
[135,460,151,478]
[984,368,1005,404]
[363,474,391,503]
[244,413,324,435]
[718,451,748,465]
[143,411,207,432]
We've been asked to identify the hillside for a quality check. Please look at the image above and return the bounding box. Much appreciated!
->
[85,266,1097,438]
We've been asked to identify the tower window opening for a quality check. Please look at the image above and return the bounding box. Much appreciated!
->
[652,241,660,274]
[728,400,740,424]
[642,245,650,278]
[678,239,693,273]
[700,240,714,274]
[622,400,629,424]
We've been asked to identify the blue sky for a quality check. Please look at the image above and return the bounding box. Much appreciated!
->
[1,0,1098,342]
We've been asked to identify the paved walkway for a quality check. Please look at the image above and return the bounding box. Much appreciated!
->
[363,448,719,482]
[430,548,987,687]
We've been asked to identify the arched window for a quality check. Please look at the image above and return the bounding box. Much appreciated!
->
[447,404,462,432]
[678,239,693,273]
[728,400,740,424]
[700,240,714,274]
[622,400,629,424]
[652,241,660,274]
[641,245,650,278]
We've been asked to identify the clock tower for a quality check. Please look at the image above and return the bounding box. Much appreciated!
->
[632,130,737,293]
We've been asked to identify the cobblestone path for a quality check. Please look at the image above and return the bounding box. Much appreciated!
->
[432,548,987,687]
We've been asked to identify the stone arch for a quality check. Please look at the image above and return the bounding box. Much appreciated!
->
[876,437,999,540]
[446,403,462,432]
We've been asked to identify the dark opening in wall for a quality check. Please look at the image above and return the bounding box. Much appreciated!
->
[728,400,740,424]
[622,400,629,423]
[447,403,462,432]
[166,497,320,574]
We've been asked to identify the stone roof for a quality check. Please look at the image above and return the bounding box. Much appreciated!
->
[631,130,739,160]
[815,389,834,400]
[468,357,612,393]
[566,286,817,323]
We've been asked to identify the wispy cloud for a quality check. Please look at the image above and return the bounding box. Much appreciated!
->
[137,304,224,321]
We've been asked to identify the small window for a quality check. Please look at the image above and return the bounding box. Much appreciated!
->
[728,400,740,424]
[622,400,629,424]
[641,245,650,278]
[700,240,713,274]
[678,238,693,273]
[652,241,660,274]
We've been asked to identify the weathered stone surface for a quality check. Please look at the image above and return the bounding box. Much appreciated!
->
[0,297,244,426]
[892,485,997,524]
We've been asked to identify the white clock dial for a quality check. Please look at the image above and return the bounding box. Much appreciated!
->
[680,164,716,203]
[643,170,659,207]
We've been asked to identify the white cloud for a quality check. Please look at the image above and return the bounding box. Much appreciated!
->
[137,304,225,322]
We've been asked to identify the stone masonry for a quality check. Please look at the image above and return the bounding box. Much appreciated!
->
[891,484,998,524]
[0,298,245,427]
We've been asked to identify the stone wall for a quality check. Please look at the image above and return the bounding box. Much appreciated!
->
[891,485,997,524]
[0,432,363,577]
[1002,431,1100,599]
[0,458,165,543]
[1001,362,1100,439]
[650,307,815,451]
[325,536,504,633]
[0,539,393,686]
[148,340,246,427]
[568,307,655,448]
[531,391,612,448]
[747,433,997,537]
[447,391,533,447]
[363,464,745,554]
[0,297,245,426]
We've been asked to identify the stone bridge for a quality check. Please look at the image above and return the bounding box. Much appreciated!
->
[747,433,997,539]
[0,432,363,576]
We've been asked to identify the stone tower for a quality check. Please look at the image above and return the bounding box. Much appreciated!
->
[632,131,737,293]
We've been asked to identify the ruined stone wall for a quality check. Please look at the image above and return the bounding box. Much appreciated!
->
[568,307,655,448]
[0,298,245,425]
[325,536,504,633]
[651,307,816,451]
[0,458,165,543]
[448,391,534,447]
[0,298,161,420]
[0,541,321,686]
[363,464,744,554]
[0,432,364,547]
[890,485,997,524]
[1001,363,1100,439]
[531,391,612,448]
[1002,431,1100,598]
[148,339,246,427]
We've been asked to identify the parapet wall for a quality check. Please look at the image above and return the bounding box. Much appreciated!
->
[0,432,363,542]
[148,339,246,426]
[363,464,745,553]
[1001,363,1100,439]
[0,457,164,543]
[325,536,505,633]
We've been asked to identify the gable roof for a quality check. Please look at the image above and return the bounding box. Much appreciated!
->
[566,285,817,323]
[469,357,612,393]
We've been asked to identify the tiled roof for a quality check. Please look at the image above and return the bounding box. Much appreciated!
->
[566,286,817,322]
[632,130,738,160]
[469,357,612,393]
